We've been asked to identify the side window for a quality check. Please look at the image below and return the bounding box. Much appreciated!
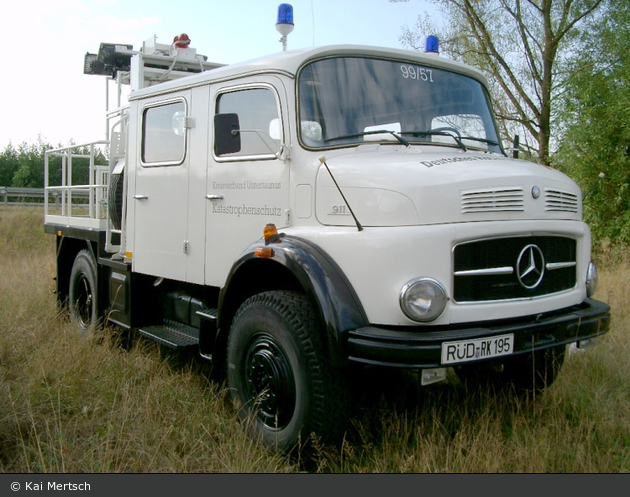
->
[142,100,187,165]
[215,87,281,158]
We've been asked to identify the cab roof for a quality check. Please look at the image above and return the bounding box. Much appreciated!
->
[129,44,490,100]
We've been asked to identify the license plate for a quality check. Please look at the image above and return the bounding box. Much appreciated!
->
[441,334,514,365]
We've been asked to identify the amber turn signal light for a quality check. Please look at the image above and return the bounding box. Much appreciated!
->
[264,223,278,240]
[254,247,275,258]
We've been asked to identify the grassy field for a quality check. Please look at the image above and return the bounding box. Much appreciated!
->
[0,207,628,473]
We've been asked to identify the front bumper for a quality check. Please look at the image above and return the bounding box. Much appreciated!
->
[347,298,611,368]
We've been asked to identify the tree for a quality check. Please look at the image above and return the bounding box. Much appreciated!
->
[0,142,19,186]
[554,0,630,246]
[11,138,53,188]
[397,0,604,164]
[0,138,108,189]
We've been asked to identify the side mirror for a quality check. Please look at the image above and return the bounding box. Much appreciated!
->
[214,113,241,156]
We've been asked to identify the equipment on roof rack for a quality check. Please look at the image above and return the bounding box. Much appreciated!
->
[84,43,134,77]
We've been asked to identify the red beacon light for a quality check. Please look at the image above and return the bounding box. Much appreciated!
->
[168,33,203,62]
[173,33,191,49]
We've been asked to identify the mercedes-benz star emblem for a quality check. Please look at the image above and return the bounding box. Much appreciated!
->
[516,244,545,289]
[531,186,541,199]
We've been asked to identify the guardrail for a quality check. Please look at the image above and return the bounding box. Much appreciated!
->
[0,186,90,206]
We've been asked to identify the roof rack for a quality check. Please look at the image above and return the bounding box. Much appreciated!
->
[84,34,224,91]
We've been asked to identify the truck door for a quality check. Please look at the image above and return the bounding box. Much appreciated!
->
[205,81,290,286]
[132,94,191,280]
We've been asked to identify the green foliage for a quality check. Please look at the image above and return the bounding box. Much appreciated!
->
[2,138,54,188]
[553,0,630,246]
[0,143,19,186]
[0,138,108,189]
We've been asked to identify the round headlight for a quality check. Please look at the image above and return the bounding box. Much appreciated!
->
[586,261,598,297]
[400,278,448,322]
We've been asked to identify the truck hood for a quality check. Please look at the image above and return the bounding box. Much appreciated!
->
[315,147,582,227]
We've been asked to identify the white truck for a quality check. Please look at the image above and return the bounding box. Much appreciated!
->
[44,26,610,451]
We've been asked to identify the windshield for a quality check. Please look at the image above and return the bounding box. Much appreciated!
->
[298,56,503,154]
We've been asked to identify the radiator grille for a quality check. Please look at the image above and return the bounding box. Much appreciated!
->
[453,236,577,302]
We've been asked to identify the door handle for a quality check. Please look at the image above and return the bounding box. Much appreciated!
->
[134,195,149,200]
[205,194,224,200]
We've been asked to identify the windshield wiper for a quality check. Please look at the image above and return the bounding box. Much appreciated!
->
[400,130,467,152]
[326,129,410,147]
[459,136,505,155]
[459,136,500,147]
[325,128,500,154]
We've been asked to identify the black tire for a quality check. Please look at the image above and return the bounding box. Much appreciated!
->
[69,249,98,333]
[457,345,566,394]
[227,290,350,452]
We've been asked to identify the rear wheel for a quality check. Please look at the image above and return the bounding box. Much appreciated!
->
[68,249,98,333]
[227,290,350,452]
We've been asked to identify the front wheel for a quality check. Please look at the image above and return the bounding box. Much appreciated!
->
[68,249,98,333]
[227,290,349,452]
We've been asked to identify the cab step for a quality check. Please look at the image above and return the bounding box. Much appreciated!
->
[139,320,199,349]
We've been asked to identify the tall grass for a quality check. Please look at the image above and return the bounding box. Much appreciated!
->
[1,207,628,472]
[0,208,294,472]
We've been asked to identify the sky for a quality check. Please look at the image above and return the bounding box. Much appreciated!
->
[0,0,440,149]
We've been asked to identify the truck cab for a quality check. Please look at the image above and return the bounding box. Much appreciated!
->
[44,31,610,452]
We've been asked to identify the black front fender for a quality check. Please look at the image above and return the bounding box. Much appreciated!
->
[218,235,368,365]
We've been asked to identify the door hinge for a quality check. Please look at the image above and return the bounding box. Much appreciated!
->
[183,241,189,254]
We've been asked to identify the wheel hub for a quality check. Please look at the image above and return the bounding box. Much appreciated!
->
[244,335,296,430]
[75,274,93,328]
